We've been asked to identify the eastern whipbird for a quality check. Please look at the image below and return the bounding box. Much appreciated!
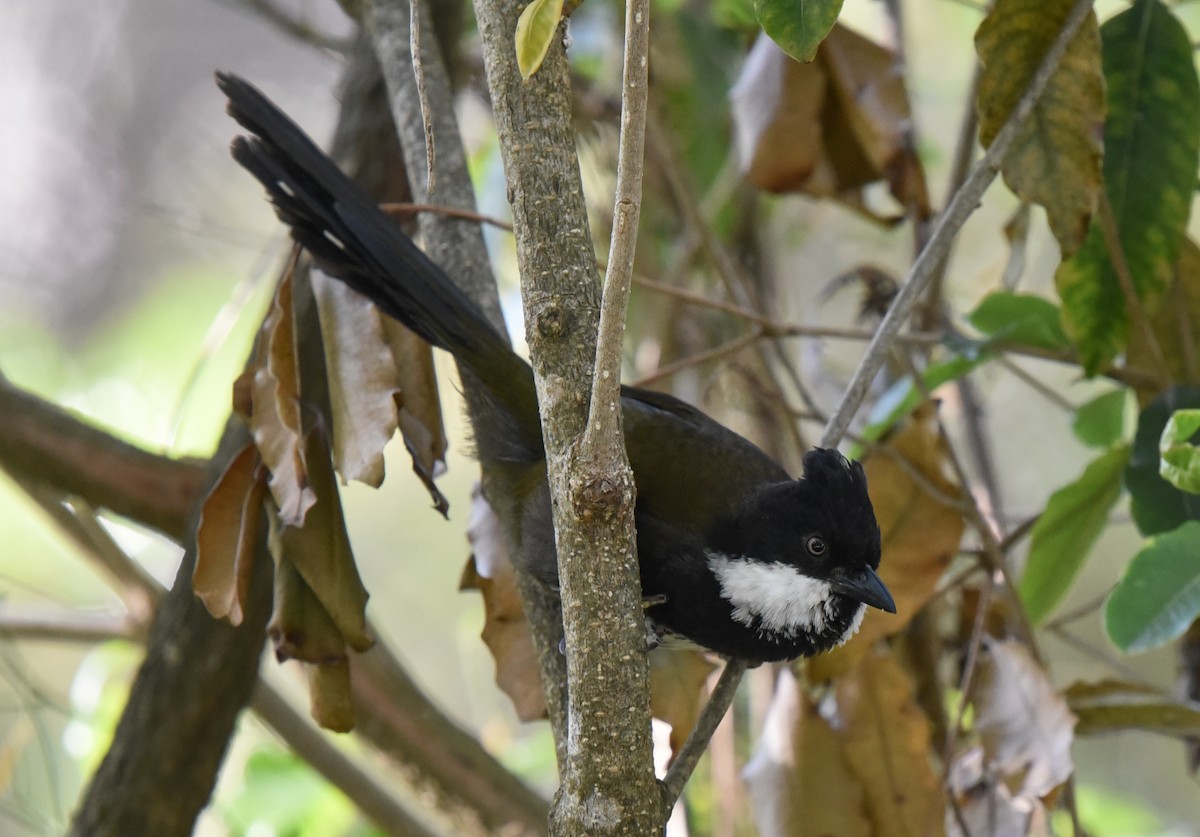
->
[218,73,896,663]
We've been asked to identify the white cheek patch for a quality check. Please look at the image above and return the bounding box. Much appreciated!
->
[707,552,835,636]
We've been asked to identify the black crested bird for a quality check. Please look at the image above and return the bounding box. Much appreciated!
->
[218,73,896,663]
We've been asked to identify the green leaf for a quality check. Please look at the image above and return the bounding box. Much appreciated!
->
[859,352,988,444]
[967,291,1071,352]
[1159,409,1200,493]
[975,0,1104,257]
[1106,521,1200,652]
[1126,387,1200,535]
[1072,389,1126,448]
[515,0,564,80]
[1055,0,1200,375]
[1020,445,1129,625]
[754,0,843,63]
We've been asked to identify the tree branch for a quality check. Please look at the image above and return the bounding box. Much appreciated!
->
[0,377,208,543]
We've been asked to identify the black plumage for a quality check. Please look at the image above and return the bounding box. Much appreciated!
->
[219,73,894,663]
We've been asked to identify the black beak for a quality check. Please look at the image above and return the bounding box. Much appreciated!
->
[831,567,896,614]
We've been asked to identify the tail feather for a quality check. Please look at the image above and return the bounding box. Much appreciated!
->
[219,72,542,461]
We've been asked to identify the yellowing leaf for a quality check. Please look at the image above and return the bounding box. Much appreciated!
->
[1129,237,1200,405]
[836,653,944,836]
[252,264,316,526]
[515,0,564,80]
[649,648,716,760]
[976,0,1104,256]
[809,405,964,680]
[460,486,546,720]
[194,442,266,626]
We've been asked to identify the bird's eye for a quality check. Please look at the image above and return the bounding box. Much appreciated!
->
[806,535,827,557]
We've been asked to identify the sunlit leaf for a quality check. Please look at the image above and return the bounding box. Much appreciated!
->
[967,291,1071,352]
[1106,521,1200,652]
[754,0,843,63]
[515,0,564,80]
[1160,409,1200,493]
[975,0,1104,257]
[1072,389,1126,448]
[252,266,317,526]
[194,442,266,625]
[1126,387,1200,536]
[1055,0,1200,374]
[810,406,964,680]
[973,639,1076,798]
[1019,444,1129,625]
[460,486,546,721]
[836,653,944,835]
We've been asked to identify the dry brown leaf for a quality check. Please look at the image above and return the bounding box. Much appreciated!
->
[809,405,965,680]
[311,272,404,488]
[648,648,716,760]
[837,651,945,837]
[972,638,1076,799]
[267,521,348,665]
[251,265,316,526]
[744,671,870,837]
[731,27,928,220]
[307,657,356,733]
[383,316,449,516]
[274,433,373,653]
[460,486,546,720]
[194,442,266,626]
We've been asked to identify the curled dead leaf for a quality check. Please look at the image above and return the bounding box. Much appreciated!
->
[194,442,266,626]
[460,486,546,721]
[731,26,929,221]
[273,433,373,654]
[251,262,316,527]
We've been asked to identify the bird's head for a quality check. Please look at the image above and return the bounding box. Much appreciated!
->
[707,448,894,656]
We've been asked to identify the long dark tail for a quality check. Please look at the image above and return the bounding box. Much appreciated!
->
[218,72,541,461]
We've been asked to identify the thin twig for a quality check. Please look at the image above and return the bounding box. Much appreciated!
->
[998,356,1078,412]
[586,0,650,445]
[408,0,436,194]
[632,328,765,388]
[379,202,513,231]
[660,658,748,808]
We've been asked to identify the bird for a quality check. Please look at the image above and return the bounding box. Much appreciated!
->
[218,72,896,663]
